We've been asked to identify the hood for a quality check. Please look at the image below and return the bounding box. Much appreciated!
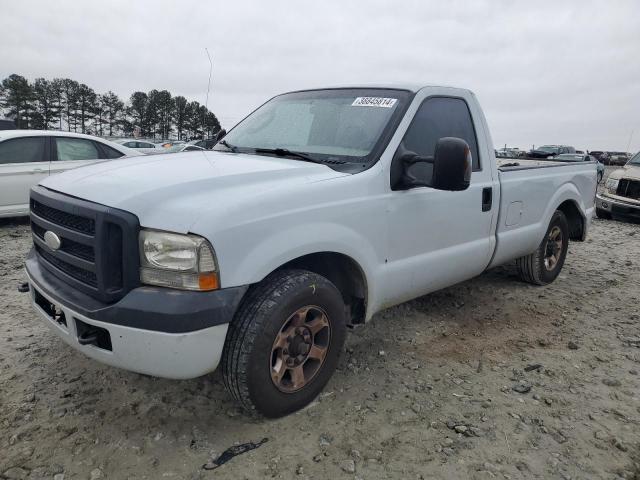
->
[40,150,347,232]
[609,163,640,181]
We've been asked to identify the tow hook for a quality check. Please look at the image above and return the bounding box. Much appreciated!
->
[77,330,100,346]
[18,282,30,293]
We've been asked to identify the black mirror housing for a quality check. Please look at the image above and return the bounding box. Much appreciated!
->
[431,137,472,191]
[391,137,472,191]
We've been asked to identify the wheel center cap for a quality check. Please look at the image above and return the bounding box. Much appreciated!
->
[288,334,311,357]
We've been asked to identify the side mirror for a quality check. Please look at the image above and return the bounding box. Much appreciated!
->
[392,137,472,191]
[431,137,472,191]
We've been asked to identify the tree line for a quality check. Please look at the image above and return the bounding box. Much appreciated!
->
[0,74,222,140]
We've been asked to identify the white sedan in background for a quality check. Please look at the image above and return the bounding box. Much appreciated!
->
[0,130,142,218]
[113,138,163,154]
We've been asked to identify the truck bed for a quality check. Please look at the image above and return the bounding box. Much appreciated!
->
[497,158,594,171]
[488,159,597,268]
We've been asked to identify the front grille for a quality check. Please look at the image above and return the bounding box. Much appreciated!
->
[36,244,98,287]
[31,200,96,235]
[32,222,95,261]
[30,186,140,303]
[617,179,640,200]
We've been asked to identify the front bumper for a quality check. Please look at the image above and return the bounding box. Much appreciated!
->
[25,249,248,379]
[596,193,640,221]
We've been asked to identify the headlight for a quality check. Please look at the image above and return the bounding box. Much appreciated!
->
[605,178,619,193]
[139,229,219,291]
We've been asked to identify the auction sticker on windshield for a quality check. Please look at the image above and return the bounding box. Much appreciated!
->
[351,97,397,108]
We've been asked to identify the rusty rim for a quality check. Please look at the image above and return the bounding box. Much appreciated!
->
[270,305,331,393]
[544,225,563,271]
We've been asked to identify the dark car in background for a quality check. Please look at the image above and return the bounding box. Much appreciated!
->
[0,118,16,130]
[528,145,575,158]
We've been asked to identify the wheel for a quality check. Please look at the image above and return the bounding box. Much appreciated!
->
[222,269,347,418]
[597,171,603,183]
[516,210,569,285]
[596,208,612,220]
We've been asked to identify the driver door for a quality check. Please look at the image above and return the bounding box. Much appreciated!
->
[383,93,497,305]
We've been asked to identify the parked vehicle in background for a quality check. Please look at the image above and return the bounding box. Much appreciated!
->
[0,130,142,218]
[189,138,218,149]
[528,145,576,158]
[553,153,605,183]
[113,139,162,154]
[24,84,596,417]
[496,148,521,158]
[0,118,16,130]
[588,151,608,163]
[160,144,205,153]
[607,152,630,166]
[596,152,640,221]
[157,140,186,149]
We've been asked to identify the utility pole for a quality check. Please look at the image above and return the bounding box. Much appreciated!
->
[203,48,213,139]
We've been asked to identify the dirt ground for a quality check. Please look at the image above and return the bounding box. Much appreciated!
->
[1,170,639,480]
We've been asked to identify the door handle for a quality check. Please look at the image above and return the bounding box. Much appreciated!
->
[31,168,47,174]
[482,187,493,212]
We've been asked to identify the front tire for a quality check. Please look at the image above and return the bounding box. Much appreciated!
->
[516,210,569,285]
[222,269,347,418]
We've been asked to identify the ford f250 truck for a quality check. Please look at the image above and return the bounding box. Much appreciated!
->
[24,85,596,417]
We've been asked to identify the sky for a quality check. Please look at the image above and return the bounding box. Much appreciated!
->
[2,0,639,152]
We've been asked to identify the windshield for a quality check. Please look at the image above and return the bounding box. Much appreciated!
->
[218,88,411,164]
[629,152,640,165]
[538,146,559,153]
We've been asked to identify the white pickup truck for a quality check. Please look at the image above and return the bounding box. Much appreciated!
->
[24,85,596,417]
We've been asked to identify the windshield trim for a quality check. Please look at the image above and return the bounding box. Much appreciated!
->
[215,87,416,173]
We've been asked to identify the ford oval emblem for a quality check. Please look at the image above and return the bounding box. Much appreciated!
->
[44,231,62,250]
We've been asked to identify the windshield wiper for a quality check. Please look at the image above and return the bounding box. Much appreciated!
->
[253,147,325,165]
[218,139,238,152]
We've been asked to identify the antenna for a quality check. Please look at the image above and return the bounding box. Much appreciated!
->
[203,47,213,139]
[626,129,634,153]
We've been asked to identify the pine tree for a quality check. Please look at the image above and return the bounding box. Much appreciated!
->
[0,74,34,128]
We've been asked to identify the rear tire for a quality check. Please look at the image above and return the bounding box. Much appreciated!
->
[222,269,347,418]
[516,210,569,285]
[596,208,612,220]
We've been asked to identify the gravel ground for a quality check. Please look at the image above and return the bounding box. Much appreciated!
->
[1,168,639,480]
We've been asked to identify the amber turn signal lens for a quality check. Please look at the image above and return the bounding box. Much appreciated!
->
[198,272,219,291]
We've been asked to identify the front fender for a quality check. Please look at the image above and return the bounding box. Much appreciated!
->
[219,221,379,301]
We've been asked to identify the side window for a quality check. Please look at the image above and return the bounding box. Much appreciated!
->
[99,143,125,159]
[402,97,480,173]
[0,137,46,164]
[55,137,100,161]
[123,142,136,148]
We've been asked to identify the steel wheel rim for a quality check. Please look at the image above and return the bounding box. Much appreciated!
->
[544,225,563,271]
[270,305,331,393]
